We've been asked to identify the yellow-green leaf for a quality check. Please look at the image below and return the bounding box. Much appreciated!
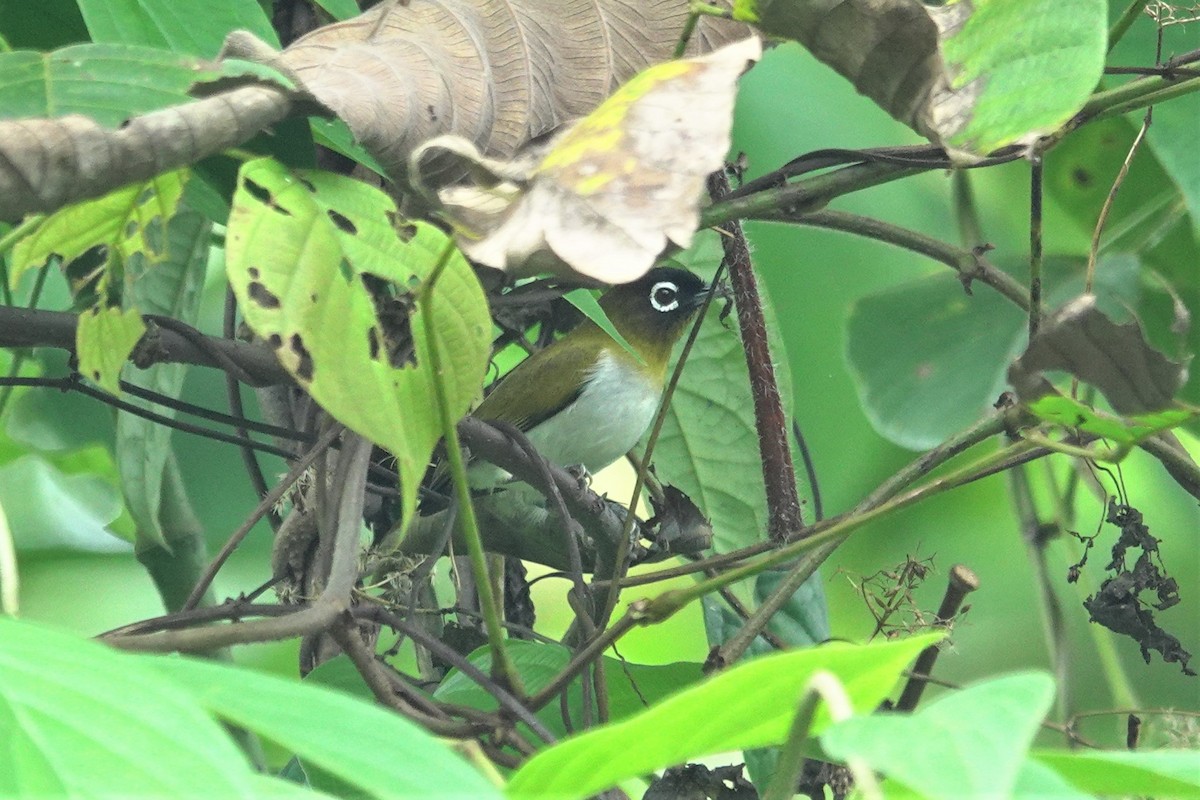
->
[10,170,187,295]
[225,158,490,530]
[76,306,146,396]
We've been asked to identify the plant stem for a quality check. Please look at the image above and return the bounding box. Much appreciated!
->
[135,455,214,613]
[420,241,521,693]
[1108,1,1148,52]
[1078,74,1200,122]
[1029,153,1044,339]
[642,437,1040,624]
[701,161,927,231]
[709,170,802,539]
[784,209,1030,311]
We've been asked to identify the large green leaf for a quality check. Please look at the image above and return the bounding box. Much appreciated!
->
[148,656,502,800]
[225,158,491,528]
[821,672,1055,800]
[115,208,211,546]
[506,635,936,800]
[846,255,1140,449]
[76,0,279,57]
[1033,748,1200,797]
[0,617,255,799]
[0,44,222,125]
[434,640,703,740]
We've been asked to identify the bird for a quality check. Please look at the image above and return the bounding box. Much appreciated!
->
[431,265,712,500]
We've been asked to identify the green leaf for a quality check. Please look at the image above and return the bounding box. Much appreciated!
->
[0,44,221,125]
[309,117,387,177]
[939,0,1107,155]
[1011,759,1095,800]
[147,656,503,800]
[743,0,1106,157]
[0,453,126,552]
[115,208,211,547]
[76,0,279,56]
[846,255,1140,450]
[0,617,256,799]
[821,671,1056,800]
[1025,395,1193,445]
[563,287,644,364]
[434,640,703,740]
[1107,8,1200,240]
[1033,748,1200,797]
[9,169,188,291]
[506,635,937,800]
[76,305,146,395]
[1045,116,1198,278]
[225,158,491,530]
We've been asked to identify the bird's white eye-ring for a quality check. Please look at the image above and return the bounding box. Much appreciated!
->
[650,281,680,312]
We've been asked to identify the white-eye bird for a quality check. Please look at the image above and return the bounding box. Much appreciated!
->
[445,266,711,496]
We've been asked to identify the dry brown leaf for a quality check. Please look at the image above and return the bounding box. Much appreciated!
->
[412,36,762,282]
[267,0,750,177]
[1008,296,1189,414]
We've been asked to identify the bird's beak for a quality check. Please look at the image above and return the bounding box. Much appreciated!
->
[686,281,729,311]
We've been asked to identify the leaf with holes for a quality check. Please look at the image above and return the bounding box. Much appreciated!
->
[10,169,188,296]
[413,37,760,283]
[225,158,490,529]
[76,305,146,396]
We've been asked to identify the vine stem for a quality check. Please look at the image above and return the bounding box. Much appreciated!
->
[709,170,803,539]
[420,241,521,694]
[762,672,877,800]
[644,432,1037,626]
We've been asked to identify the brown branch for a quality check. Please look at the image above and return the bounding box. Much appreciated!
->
[104,433,372,652]
[708,170,802,539]
[0,305,290,386]
[0,84,293,223]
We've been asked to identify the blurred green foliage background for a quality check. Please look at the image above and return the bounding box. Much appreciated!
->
[6,2,1198,752]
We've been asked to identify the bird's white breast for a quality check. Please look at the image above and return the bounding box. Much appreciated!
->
[526,350,660,474]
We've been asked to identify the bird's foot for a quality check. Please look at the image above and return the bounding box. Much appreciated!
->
[565,463,593,489]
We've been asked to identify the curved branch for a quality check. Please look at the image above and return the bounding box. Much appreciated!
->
[105,433,372,653]
[0,84,293,223]
[0,305,290,386]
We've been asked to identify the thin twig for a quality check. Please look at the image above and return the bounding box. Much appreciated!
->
[180,424,344,611]
[105,434,372,652]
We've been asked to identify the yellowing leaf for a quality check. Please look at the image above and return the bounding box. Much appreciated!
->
[10,170,187,296]
[225,158,490,530]
[413,36,761,283]
[76,306,146,396]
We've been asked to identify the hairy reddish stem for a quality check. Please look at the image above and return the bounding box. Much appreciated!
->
[708,171,803,539]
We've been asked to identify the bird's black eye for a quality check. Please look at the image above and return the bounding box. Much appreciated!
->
[650,281,680,312]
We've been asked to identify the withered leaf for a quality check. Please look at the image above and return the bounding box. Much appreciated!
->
[412,36,762,283]
[1008,296,1188,415]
